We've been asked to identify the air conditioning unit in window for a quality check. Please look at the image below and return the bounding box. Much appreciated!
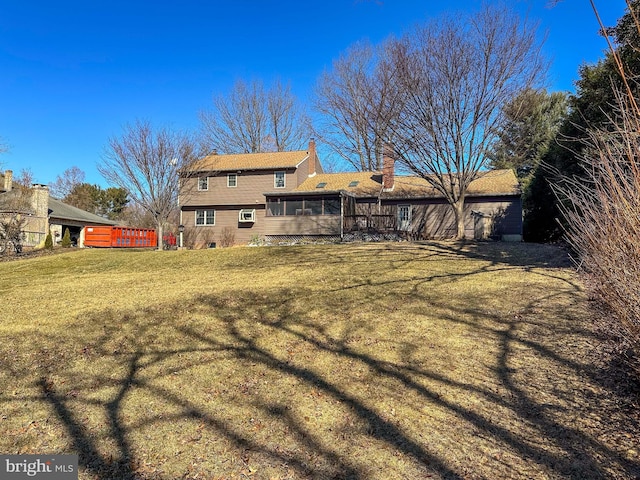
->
[239,209,256,223]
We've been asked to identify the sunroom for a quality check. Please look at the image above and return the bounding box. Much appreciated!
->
[263,191,344,238]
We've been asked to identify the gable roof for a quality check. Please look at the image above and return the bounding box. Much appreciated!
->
[383,169,521,199]
[269,169,520,198]
[48,197,117,225]
[0,189,34,214]
[187,150,310,173]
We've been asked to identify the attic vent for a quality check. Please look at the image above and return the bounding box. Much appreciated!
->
[316,182,327,188]
[348,181,359,187]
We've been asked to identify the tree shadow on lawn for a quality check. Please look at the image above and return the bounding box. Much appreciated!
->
[259,240,574,271]
[4,251,639,479]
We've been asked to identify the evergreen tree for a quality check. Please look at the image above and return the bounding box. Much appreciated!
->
[488,88,567,185]
[61,228,72,248]
[63,184,129,221]
[525,0,640,242]
[44,232,53,250]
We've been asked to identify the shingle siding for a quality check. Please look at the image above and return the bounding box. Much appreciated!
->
[349,196,522,239]
[181,205,266,247]
[265,215,341,236]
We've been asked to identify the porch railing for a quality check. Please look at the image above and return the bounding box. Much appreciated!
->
[343,214,396,233]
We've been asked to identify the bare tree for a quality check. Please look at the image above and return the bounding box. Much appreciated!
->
[266,80,310,152]
[0,170,34,255]
[556,94,640,346]
[386,5,546,238]
[14,168,34,188]
[200,79,308,154]
[99,120,201,250]
[49,166,86,199]
[313,40,403,171]
[555,0,640,354]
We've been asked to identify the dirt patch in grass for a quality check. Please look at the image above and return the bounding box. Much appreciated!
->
[0,242,638,479]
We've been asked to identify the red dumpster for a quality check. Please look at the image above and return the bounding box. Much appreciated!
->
[84,226,158,248]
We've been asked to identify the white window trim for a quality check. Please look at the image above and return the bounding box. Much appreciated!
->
[274,171,286,188]
[198,176,208,191]
[239,208,256,223]
[195,209,215,226]
[227,173,237,187]
[398,204,412,231]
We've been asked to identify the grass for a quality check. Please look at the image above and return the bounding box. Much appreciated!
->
[0,242,638,479]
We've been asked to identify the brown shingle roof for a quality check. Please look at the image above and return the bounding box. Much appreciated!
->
[384,169,520,199]
[188,150,309,172]
[288,169,519,198]
[294,171,383,196]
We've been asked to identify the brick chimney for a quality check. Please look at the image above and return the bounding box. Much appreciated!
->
[307,138,317,177]
[382,144,395,191]
[3,170,12,192]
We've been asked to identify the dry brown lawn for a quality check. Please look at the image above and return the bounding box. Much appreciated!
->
[0,242,638,479]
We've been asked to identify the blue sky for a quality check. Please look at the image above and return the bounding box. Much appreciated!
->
[0,0,628,187]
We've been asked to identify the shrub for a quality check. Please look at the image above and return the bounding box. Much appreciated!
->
[556,4,640,372]
[249,234,265,246]
[61,228,72,248]
[44,232,54,250]
[0,216,26,256]
[556,97,640,368]
[218,227,235,248]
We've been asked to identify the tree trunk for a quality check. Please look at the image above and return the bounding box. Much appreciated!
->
[156,222,164,251]
[452,199,466,240]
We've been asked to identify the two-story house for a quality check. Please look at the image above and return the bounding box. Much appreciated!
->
[178,140,523,247]
[178,140,323,246]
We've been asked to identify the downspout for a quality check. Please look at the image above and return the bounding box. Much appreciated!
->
[340,192,344,241]
[179,209,184,249]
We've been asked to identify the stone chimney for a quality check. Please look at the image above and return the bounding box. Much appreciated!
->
[3,170,12,192]
[307,138,317,177]
[382,144,395,191]
[31,184,50,219]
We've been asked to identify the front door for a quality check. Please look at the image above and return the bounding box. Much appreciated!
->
[398,205,411,231]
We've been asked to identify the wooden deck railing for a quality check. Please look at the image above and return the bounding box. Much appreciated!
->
[343,214,396,233]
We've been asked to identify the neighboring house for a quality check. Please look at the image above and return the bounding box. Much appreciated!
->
[178,140,522,247]
[0,170,117,248]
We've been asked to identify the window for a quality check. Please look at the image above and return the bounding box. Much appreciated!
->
[324,198,341,215]
[267,198,284,216]
[198,176,208,191]
[227,173,237,187]
[316,182,327,189]
[306,199,323,215]
[285,199,303,216]
[274,171,285,188]
[195,209,215,226]
[267,197,341,216]
[398,205,411,231]
[239,209,256,222]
